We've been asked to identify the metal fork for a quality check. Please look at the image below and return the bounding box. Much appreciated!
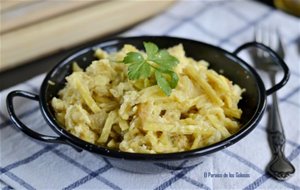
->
[254,27,295,181]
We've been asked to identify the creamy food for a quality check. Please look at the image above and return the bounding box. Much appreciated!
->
[51,44,244,153]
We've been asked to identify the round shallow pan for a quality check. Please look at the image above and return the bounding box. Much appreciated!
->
[6,36,289,173]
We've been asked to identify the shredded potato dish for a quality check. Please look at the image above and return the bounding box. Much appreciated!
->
[51,44,244,153]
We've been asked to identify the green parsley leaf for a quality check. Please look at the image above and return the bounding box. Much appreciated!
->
[166,70,179,89]
[124,52,151,80]
[127,61,151,80]
[123,42,180,96]
[155,71,172,96]
[153,50,179,71]
[124,52,144,65]
[143,42,159,59]
[155,68,179,89]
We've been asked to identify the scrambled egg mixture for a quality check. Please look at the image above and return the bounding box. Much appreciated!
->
[51,44,244,153]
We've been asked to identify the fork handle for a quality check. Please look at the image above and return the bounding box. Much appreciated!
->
[233,42,290,95]
[268,73,285,155]
[267,73,295,180]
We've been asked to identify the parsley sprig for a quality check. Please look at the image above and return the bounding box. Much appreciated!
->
[123,42,179,96]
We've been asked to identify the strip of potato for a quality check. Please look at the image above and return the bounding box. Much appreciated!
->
[191,133,202,149]
[98,110,118,143]
[159,132,171,147]
[145,131,158,147]
[69,73,101,113]
[207,115,231,138]
[223,95,233,109]
[143,122,173,132]
[72,62,83,72]
[107,139,118,149]
[184,65,223,106]
[224,118,240,133]
[143,121,212,135]
[207,70,229,93]
[119,117,129,131]
[223,107,242,118]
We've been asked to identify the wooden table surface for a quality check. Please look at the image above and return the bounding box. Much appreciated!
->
[1,0,283,90]
[0,0,174,90]
[0,29,126,90]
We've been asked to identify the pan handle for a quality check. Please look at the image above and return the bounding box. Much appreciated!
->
[233,42,290,95]
[6,90,82,151]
